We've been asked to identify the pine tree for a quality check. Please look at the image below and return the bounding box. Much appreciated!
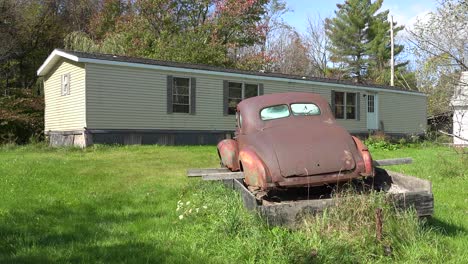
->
[325,0,404,84]
[367,8,405,84]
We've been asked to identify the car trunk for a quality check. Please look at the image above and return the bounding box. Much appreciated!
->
[264,123,356,177]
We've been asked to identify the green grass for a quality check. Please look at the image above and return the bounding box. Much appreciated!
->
[0,143,466,263]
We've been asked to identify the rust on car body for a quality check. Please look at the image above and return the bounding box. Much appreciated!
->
[217,92,374,190]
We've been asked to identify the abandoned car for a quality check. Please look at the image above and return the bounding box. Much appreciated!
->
[217,92,374,191]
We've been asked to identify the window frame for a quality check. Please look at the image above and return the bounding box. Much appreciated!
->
[227,81,259,115]
[172,76,191,114]
[61,73,71,96]
[259,104,291,121]
[334,91,358,120]
[367,95,375,113]
[290,102,321,116]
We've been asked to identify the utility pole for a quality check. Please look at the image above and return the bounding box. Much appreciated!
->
[390,15,394,86]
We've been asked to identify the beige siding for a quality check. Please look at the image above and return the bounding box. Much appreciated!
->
[43,59,86,131]
[379,92,427,134]
[86,64,233,130]
[85,63,425,134]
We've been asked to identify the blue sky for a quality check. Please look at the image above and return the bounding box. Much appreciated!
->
[283,0,437,34]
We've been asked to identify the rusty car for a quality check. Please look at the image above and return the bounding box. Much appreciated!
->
[217,92,374,191]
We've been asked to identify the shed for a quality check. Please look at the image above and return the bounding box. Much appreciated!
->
[37,49,427,147]
[451,71,468,146]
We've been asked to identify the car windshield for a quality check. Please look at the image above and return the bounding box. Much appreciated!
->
[290,103,321,116]
[260,105,290,121]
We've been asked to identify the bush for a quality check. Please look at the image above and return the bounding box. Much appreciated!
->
[0,88,44,144]
[364,133,401,151]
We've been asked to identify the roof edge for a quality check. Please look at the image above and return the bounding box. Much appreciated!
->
[37,49,427,97]
[37,49,80,76]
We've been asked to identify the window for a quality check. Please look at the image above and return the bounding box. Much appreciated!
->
[260,105,290,121]
[228,82,242,115]
[346,93,356,119]
[172,77,190,113]
[367,95,375,113]
[334,92,345,119]
[61,73,70,96]
[334,91,357,119]
[227,82,259,115]
[291,103,321,116]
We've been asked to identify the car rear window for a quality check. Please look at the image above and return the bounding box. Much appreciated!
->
[290,103,321,116]
[260,105,290,121]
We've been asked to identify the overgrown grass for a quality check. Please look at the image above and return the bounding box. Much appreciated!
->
[0,143,466,263]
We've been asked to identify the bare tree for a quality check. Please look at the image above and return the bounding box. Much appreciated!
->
[268,28,311,76]
[304,15,329,78]
[409,0,468,143]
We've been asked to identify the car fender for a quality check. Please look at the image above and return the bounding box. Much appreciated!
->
[352,136,374,176]
[239,147,268,189]
[217,139,240,171]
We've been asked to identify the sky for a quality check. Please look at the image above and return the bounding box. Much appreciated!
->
[283,0,437,34]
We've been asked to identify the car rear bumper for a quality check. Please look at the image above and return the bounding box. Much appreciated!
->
[266,171,369,189]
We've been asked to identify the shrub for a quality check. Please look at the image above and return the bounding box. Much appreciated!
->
[0,88,44,144]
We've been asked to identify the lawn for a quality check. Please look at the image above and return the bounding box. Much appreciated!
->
[0,143,466,263]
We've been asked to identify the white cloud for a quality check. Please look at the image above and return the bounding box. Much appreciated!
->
[381,1,435,41]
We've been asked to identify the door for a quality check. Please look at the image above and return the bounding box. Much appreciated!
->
[366,94,378,130]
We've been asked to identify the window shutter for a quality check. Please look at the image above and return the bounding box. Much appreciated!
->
[258,83,264,95]
[331,90,336,116]
[223,80,229,116]
[167,75,173,114]
[190,77,196,115]
[356,92,360,121]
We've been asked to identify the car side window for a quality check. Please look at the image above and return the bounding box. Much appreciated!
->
[260,105,290,121]
[290,103,321,116]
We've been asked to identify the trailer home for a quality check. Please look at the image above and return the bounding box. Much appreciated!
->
[37,49,427,147]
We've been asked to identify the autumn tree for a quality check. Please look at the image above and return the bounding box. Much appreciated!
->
[65,0,271,67]
[267,29,310,75]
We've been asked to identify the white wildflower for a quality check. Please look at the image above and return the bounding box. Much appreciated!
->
[179,214,184,220]
[186,201,191,205]
[202,205,208,209]
[188,209,192,214]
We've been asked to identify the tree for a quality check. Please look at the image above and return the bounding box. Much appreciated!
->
[409,0,467,116]
[325,0,406,84]
[366,9,406,85]
[65,0,271,67]
[409,0,467,142]
[325,0,375,82]
[304,15,329,78]
[268,29,310,75]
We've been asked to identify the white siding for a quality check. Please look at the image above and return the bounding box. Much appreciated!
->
[453,108,468,145]
[43,59,86,131]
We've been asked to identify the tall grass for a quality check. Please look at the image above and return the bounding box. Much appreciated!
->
[175,179,446,263]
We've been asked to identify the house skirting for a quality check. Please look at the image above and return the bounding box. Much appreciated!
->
[46,129,421,147]
[46,129,234,147]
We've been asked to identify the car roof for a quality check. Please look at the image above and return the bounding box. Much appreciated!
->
[238,92,329,113]
[237,92,333,133]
